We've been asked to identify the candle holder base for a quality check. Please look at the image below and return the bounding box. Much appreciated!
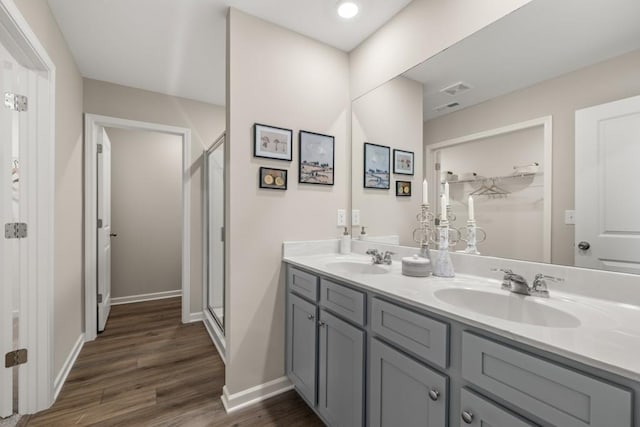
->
[433,249,455,278]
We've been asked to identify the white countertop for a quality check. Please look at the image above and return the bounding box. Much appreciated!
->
[283,252,640,382]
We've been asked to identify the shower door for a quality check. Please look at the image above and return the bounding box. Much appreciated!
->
[206,134,225,332]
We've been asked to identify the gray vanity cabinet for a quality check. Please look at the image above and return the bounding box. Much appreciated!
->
[286,293,318,405]
[318,309,365,427]
[369,338,448,427]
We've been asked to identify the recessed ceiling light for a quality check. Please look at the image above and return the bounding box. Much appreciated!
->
[337,1,359,19]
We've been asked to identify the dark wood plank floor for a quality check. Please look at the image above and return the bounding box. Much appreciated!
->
[20,298,323,426]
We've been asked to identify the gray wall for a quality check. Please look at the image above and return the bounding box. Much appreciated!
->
[107,128,182,299]
[424,48,640,266]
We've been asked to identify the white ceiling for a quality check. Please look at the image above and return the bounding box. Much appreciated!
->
[403,0,640,121]
[46,0,412,106]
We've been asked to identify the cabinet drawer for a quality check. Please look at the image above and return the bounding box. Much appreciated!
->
[320,278,366,326]
[371,298,448,369]
[462,332,633,427]
[370,339,447,427]
[460,388,535,427]
[288,267,319,302]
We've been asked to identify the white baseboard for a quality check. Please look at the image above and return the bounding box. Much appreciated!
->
[188,311,203,322]
[203,310,226,364]
[111,290,181,306]
[221,376,293,413]
[54,334,84,400]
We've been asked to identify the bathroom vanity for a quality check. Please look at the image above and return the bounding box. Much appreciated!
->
[283,250,640,427]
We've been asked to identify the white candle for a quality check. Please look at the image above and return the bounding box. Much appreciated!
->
[468,196,475,221]
[444,181,450,206]
[440,194,447,220]
[422,179,428,205]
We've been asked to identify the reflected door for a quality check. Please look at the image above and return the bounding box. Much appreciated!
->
[575,95,640,273]
[206,137,225,331]
[97,129,112,332]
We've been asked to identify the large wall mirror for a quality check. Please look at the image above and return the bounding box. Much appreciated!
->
[351,0,640,274]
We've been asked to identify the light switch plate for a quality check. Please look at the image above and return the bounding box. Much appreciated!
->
[565,210,576,225]
[337,209,346,226]
[352,210,360,226]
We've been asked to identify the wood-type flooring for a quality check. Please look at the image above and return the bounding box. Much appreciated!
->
[19,298,323,426]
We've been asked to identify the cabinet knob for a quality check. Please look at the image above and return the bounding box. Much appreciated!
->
[461,411,474,424]
[318,321,326,327]
[428,389,440,401]
[307,314,314,320]
[578,241,590,250]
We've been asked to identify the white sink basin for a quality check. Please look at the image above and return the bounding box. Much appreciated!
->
[325,261,389,275]
[434,288,581,328]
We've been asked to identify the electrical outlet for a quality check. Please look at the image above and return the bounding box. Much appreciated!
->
[565,210,576,225]
[337,209,346,226]
[352,210,360,226]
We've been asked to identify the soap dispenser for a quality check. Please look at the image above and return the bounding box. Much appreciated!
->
[340,227,351,254]
[359,226,367,240]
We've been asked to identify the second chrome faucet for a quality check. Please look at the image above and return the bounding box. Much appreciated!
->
[491,268,564,298]
[366,249,394,265]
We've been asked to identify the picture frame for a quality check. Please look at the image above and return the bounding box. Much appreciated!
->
[254,123,293,161]
[364,143,390,189]
[299,130,335,185]
[259,167,287,190]
[396,181,412,196]
[393,149,414,175]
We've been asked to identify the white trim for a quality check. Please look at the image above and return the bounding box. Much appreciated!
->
[221,377,294,414]
[0,0,56,414]
[84,114,192,342]
[203,310,226,364]
[111,290,182,306]
[426,116,553,262]
[188,311,203,323]
[53,334,83,401]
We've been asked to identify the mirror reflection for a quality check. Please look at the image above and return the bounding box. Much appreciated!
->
[351,0,640,274]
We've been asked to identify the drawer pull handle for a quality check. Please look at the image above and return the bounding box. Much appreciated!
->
[461,411,474,424]
[307,314,314,320]
[428,389,440,401]
[318,321,326,327]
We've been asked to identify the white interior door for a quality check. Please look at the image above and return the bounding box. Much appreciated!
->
[575,95,640,274]
[207,141,225,330]
[97,129,112,332]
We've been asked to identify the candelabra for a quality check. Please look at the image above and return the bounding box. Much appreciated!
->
[457,220,487,255]
[433,219,455,277]
[412,204,434,274]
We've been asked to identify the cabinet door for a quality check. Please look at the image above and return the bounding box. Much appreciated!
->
[286,293,318,405]
[370,339,448,427]
[460,388,536,427]
[318,310,365,427]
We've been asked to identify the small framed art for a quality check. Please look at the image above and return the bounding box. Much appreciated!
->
[364,142,390,189]
[299,130,335,185]
[396,181,412,196]
[393,149,414,175]
[254,123,293,161]
[259,167,287,190]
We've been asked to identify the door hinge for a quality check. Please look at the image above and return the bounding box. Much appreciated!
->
[97,293,103,304]
[97,218,103,229]
[220,226,225,242]
[4,222,27,239]
[4,92,28,112]
[435,162,441,171]
[5,349,27,368]
[97,144,103,154]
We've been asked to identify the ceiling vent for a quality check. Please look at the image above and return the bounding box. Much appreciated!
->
[434,102,460,112]
[440,82,472,96]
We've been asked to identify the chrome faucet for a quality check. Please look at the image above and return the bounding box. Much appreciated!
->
[366,249,394,265]
[491,268,563,298]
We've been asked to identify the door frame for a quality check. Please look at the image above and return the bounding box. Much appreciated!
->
[84,114,192,341]
[0,0,55,414]
[426,116,553,263]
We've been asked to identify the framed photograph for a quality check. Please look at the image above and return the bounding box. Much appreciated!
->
[393,149,414,175]
[364,143,390,189]
[299,130,335,185]
[259,167,287,190]
[254,123,293,161]
[396,181,412,196]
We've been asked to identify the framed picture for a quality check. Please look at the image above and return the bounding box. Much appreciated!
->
[299,130,335,185]
[259,167,287,190]
[364,143,390,189]
[393,149,414,175]
[396,181,412,196]
[254,123,293,161]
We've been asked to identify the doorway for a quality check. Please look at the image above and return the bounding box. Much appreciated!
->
[84,114,192,341]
